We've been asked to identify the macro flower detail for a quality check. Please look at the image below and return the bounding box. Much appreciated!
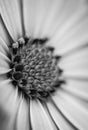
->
[8,37,63,100]
[0,0,88,130]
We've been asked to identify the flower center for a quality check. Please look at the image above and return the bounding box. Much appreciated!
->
[8,37,64,100]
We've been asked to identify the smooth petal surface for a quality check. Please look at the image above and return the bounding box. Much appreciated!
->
[0,79,21,130]
[23,0,64,38]
[61,79,88,100]
[46,101,76,130]
[52,90,88,130]
[30,100,57,130]
[0,16,11,46]
[46,0,88,56]
[53,18,88,56]
[0,37,9,56]
[0,105,10,130]
[0,0,23,41]
[23,0,38,37]
[16,99,29,130]
[0,41,11,74]
[60,46,88,78]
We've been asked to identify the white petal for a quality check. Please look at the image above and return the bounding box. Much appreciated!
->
[0,0,23,41]
[0,17,11,46]
[47,0,88,55]
[0,49,11,74]
[30,100,56,130]
[52,90,88,130]
[0,105,10,130]
[0,37,9,56]
[23,0,62,38]
[61,79,88,100]
[23,0,38,37]
[41,0,82,38]
[16,99,29,130]
[55,18,88,56]
[23,0,45,37]
[47,101,76,130]
[60,46,88,78]
[0,79,21,130]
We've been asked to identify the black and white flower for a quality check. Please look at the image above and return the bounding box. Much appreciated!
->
[0,0,88,130]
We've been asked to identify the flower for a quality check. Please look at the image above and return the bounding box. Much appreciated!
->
[0,0,88,130]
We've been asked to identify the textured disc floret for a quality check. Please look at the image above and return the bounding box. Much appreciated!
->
[8,37,63,100]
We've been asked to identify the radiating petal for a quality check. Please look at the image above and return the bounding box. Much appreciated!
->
[46,100,76,130]
[23,0,63,38]
[0,105,10,130]
[41,0,83,38]
[0,16,12,46]
[30,100,57,130]
[16,99,29,130]
[61,79,88,100]
[23,0,37,37]
[23,0,47,37]
[60,46,88,78]
[46,0,88,55]
[0,79,21,130]
[0,0,23,41]
[52,90,88,130]
[0,46,11,74]
[0,37,9,56]
[54,18,88,56]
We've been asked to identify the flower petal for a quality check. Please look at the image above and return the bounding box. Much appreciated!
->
[23,0,37,37]
[60,46,88,78]
[0,0,23,41]
[54,18,88,56]
[52,90,88,130]
[61,79,88,100]
[0,16,12,45]
[23,0,61,38]
[46,0,88,55]
[41,0,82,38]
[0,105,10,130]
[30,99,56,130]
[46,100,76,130]
[16,99,29,130]
[23,0,45,37]
[0,79,21,130]
[0,46,11,74]
[0,37,9,56]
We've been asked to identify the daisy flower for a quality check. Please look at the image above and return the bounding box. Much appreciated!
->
[0,0,88,130]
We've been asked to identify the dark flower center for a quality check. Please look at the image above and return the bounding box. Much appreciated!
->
[8,37,64,100]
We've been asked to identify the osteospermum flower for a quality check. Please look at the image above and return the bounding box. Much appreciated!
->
[0,0,88,129]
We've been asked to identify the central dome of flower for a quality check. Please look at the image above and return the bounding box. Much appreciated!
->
[8,37,63,100]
